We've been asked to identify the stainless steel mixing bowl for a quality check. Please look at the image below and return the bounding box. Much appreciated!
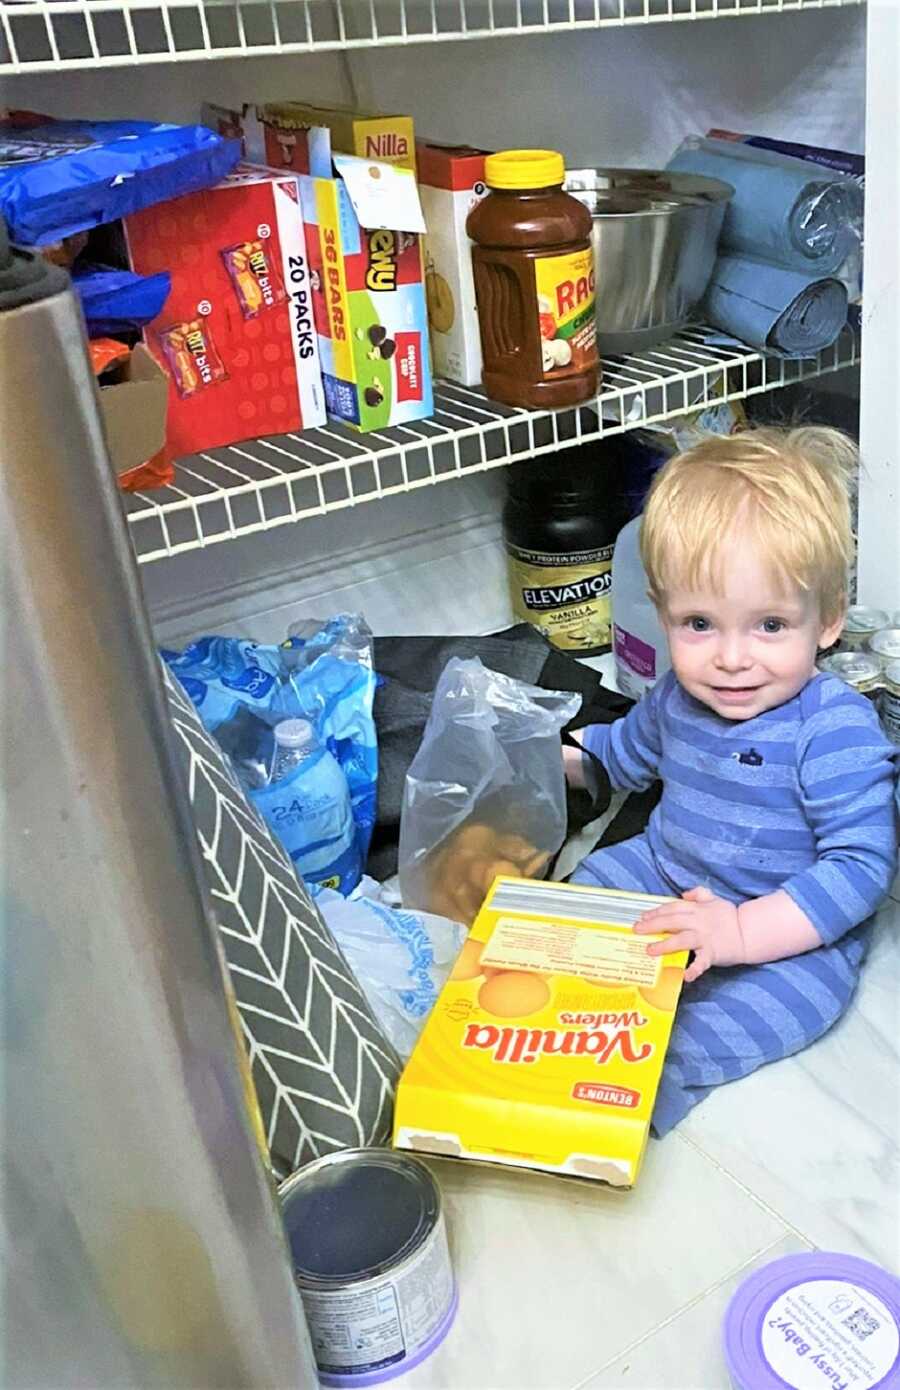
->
[564,168,734,354]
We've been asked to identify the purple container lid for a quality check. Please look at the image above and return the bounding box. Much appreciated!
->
[723,1252,900,1390]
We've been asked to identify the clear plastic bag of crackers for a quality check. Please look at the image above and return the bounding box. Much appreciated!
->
[398,658,580,925]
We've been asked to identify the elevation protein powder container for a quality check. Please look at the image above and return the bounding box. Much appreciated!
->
[723,1251,900,1390]
[467,149,599,408]
[503,445,618,655]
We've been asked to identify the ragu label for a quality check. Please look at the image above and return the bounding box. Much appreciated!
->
[534,247,597,379]
[394,332,424,402]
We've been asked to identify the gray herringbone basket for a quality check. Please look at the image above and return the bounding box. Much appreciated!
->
[163,664,401,1178]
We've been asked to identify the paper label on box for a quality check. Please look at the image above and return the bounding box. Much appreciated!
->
[333,154,426,233]
[482,917,661,986]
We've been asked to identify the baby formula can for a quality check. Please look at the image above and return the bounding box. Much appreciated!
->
[279,1148,457,1387]
[869,627,900,669]
[818,650,882,703]
[842,606,890,649]
[880,660,900,745]
[722,1251,900,1389]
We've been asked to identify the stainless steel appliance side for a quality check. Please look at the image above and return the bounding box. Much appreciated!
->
[1,269,317,1386]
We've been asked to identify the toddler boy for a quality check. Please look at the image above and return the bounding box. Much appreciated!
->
[566,428,898,1128]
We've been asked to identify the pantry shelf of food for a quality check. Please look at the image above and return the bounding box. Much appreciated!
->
[0,0,864,73]
[124,322,859,564]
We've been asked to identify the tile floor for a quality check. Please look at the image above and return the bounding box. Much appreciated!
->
[397,898,900,1390]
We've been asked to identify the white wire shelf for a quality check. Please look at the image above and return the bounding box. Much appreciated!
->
[0,0,863,72]
[125,324,859,565]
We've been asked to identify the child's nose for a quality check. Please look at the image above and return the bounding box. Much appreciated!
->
[715,633,752,671]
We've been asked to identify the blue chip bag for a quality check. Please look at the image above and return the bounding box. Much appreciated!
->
[74,265,171,337]
[0,117,240,246]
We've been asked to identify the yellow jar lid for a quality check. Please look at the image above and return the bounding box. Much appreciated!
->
[484,149,565,190]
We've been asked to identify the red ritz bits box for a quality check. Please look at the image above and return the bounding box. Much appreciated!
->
[125,165,325,458]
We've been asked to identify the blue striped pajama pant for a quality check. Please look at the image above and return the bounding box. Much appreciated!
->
[569,832,873,1136]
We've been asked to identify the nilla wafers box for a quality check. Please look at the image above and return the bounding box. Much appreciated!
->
[394,878,688,1189]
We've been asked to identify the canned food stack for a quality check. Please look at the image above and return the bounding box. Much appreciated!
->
[818,607,900,744]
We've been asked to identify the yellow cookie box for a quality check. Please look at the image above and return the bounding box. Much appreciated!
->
[393,877,689,1189]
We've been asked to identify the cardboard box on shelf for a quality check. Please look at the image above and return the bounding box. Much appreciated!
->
[98,344,168,477]
[125,164,325,458]
[298,129,433,433]
[394,878,688,1189]
[417,141,489,387]
[202,100,416,174]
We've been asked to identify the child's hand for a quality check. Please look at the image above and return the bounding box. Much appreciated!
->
[562,737,587,790]
[634,886,746,982]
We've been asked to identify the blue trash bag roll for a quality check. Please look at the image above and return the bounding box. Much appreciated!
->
[703,254,848,358]
[668,136,862,276]
[0,118,240,246]
[73,266,171,336]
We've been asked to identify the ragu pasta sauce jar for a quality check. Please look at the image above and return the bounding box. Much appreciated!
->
[467,149,599,409]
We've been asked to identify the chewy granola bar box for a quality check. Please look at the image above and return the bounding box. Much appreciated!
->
[394,878,688,1188]
[126,164,325,457]
[299,129,433,432]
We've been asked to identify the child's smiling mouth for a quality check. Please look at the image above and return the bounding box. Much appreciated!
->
[710,685,763,703]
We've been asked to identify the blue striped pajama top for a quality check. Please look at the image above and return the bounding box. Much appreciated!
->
[580,670,898,945]
[574,671,898,1133]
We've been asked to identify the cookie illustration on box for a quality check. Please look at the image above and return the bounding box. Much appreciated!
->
[366,324,397,361]
[425,256,456,335]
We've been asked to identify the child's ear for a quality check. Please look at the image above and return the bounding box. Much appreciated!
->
[818,610,845,651]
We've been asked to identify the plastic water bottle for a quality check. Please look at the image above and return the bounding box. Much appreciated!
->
[253,718,360,893]
[611,516,670,700]
[270,718,317,781]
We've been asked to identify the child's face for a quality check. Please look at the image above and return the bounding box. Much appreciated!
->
[659,534,844,721]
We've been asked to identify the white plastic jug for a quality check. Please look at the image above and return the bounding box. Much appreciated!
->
[611,516,670,699]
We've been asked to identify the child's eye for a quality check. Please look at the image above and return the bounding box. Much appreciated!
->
[761,618,785,634]
[686,616,711,633]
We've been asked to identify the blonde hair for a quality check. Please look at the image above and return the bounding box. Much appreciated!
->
[640,426,857,624]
